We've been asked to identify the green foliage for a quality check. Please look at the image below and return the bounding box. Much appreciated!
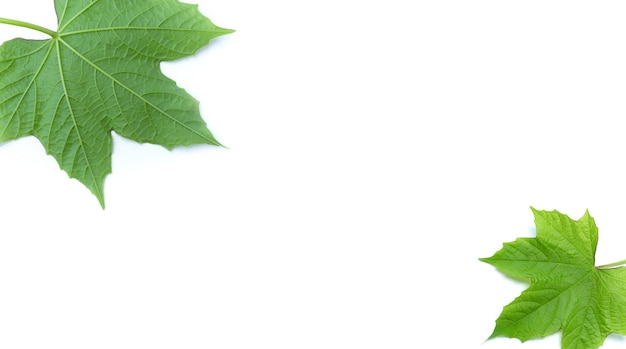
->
[481,208,626,349]
[0,0,232,207]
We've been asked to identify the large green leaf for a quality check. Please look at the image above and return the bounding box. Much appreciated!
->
[0,0,232,207]
[481,208,626,349]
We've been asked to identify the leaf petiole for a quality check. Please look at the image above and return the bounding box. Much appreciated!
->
[0,17,56,38]
[597,259,626,270]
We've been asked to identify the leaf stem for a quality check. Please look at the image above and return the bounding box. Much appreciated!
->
[0,17,56,38]
[597,259,626,270]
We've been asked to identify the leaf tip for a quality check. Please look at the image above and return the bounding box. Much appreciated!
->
[218,27,236,35]
[98,198,106,210]
[93,190,106,209]
[209,26,235,40]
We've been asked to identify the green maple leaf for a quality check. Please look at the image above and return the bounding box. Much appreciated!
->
[481,208,626,349]
[0,0,232,207]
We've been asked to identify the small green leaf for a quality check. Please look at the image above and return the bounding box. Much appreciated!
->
[0,0,232,207]
[481,208,626,349]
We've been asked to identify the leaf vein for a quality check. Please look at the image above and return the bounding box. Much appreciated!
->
[0,42,53,139]
[58,37,213,143]
[55,40,102,199]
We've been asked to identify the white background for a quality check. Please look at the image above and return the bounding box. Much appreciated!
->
[2,0,626,348]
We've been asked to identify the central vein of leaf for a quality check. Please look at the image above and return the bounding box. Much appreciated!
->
[57,37,218,144]
[54,39,104,207]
